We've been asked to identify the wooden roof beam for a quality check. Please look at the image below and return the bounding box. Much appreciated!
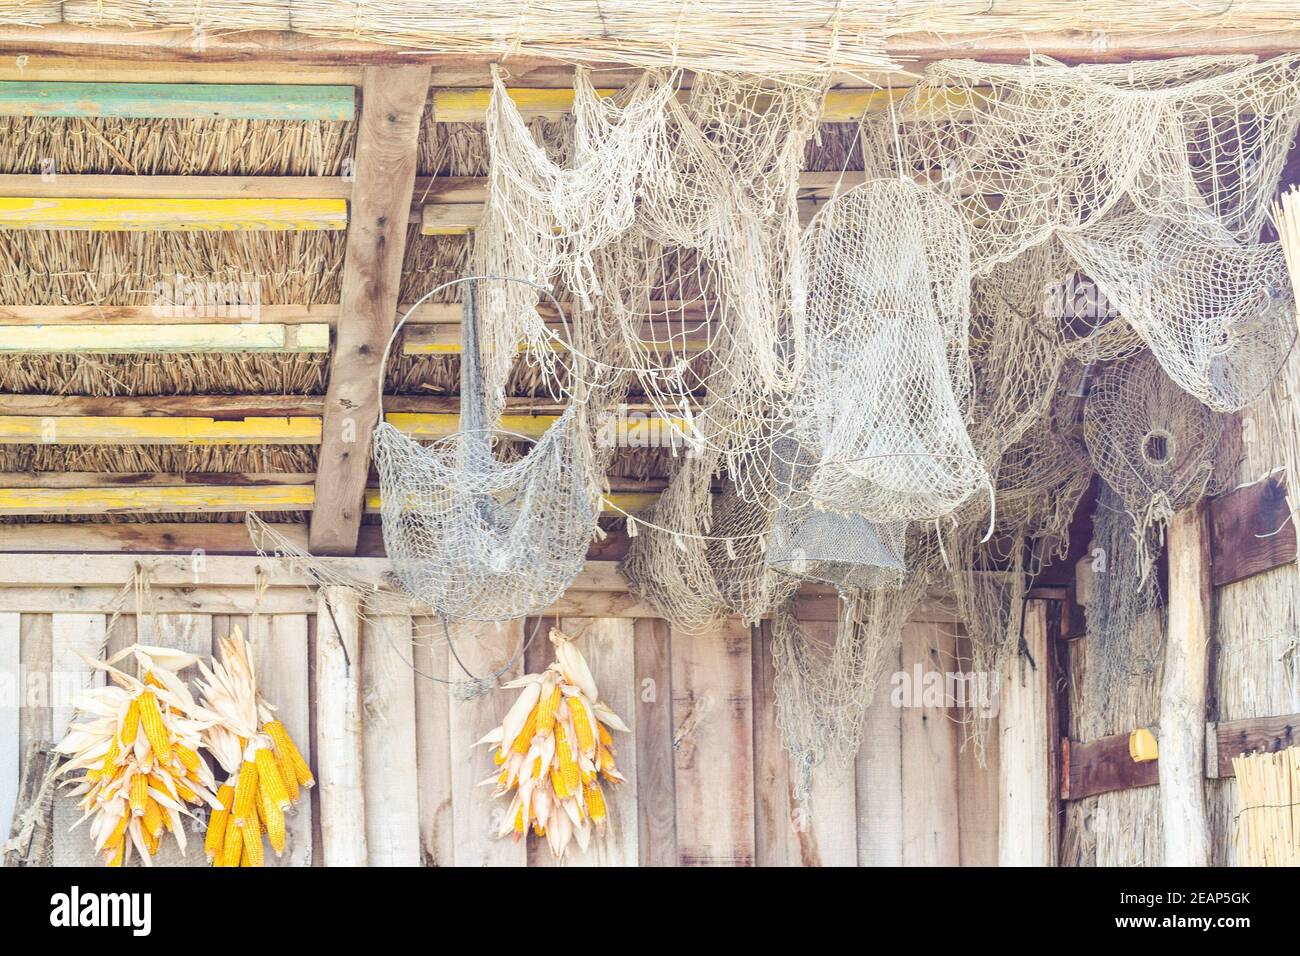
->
[309,64,431,556]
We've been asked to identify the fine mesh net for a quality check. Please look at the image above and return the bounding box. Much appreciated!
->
[1083,352,1223,579]
[792,178,988,523]
[887,54,1300,411]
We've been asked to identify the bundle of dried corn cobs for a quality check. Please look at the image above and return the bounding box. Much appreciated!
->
[195,630,314,866]
[479,629,628,859]
[54,628,313,867]
[55,646,224,867]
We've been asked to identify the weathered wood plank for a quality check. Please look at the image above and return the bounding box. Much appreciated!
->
[0,323,329,354]
[446,620,527,867]
[632,617,676,867]
[314,587,368,866]
[250,614,313,867]
[954,634,999,867]
[309,63,430,556]
[1213,713,1300,777]
[1161,502,1213,867]
[900,622,960,866]
[0,81,356,120]
[671,618,755,866]
[0,587,316,615]
[997,603,1051,866]
[750,620,794,867]
[412,615,453,866]
[50,613,106,867]
[1208,474,1296,587]
[0,485,316,516]
[856,639,903,866]
[0,613,19,836]
[362,614,422,866]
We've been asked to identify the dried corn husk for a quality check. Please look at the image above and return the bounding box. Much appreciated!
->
[480,628,628,859]
[54,645,223,867]
[194,627,314,866]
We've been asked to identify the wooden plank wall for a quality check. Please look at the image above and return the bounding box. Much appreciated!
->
[2,601,997,866]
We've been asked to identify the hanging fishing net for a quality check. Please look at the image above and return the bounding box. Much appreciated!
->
[886,54,1300,411]
[770,571,928,804]
[791,178,987,523]
[1078,482,1165,730]
[1083,352,1223,579]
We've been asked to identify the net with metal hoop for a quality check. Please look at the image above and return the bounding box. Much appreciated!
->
[374,278,606,623]
[1083,352,1224,580]
[886,54,1300,411]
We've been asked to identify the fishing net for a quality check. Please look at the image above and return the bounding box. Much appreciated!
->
[889,54,1300,411]
[771,572,928,803]
[1078,482,1164,728]
[792,178,987,523]
[373,279,605,623]
[1083,352,1223,580]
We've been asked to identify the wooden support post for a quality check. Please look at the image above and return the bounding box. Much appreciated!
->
[997,601,1053,866]
[309,64,430,556]
[314,586,368,866]
[1160,501,1213,866]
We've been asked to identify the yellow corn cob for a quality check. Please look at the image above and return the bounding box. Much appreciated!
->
[176,781,197,803]
[142,798,163,838]
[232,760,259,825]
[137,690,172,764]
[144,827,159,856]
[241,823,264,867]
[264,720,313,788]
[173,744,201,773]
[221,815,242,868]
[143,671,166,690]
[511,707,539,754]
[104,813,129,851]
[277,748,300,804]
[254,746,291,811]
[535,684,562,739]
[555,721,580,796]
[107,843,125,867]
[570,698,596,757]
[261,789,286,857]
[597,721,613,749]
[205,784,234,861]
[99,735,121,779]
[493,748,507,766]
[550,766,569,800]
[598,745,618,777]
[513,799,527,834]
[121,697,140,746]
[585,781,607,824]
[129,772,149,816]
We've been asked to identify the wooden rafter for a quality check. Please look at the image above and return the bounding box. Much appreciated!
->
[309,63,431,556]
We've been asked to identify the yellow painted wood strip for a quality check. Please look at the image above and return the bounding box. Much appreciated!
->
[401,323,712,355]
[361,489,660,515]
[432,87,978,123]
[0,323,329,353]
[0,197,348,232]
[0,485,315,515]
[387,412,691,442]
[0,416,322,445]
[0,482,668,516]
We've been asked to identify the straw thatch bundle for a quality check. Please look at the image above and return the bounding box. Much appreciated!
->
[0,115,355,176]
[7,2,1299,76]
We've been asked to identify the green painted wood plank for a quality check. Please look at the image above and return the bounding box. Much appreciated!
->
[0,82,357,121]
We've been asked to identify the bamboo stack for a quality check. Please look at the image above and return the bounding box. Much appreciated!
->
[1232,746,1300,867]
